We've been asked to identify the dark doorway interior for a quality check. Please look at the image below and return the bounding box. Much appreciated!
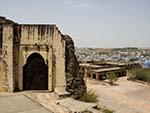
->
[23,53,48,90]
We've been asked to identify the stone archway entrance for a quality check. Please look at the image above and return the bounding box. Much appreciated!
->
[23,53,48,90]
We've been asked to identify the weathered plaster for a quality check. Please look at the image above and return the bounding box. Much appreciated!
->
[0,21,66,92]
[0,17,86,98]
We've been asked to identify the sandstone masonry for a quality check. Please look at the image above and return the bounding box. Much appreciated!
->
[0,17,86,97]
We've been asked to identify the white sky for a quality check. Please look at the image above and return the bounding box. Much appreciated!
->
[0,0,150,48]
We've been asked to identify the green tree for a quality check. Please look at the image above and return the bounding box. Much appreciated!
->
[107,72,118,85]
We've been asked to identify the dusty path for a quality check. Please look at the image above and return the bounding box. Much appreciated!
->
[25,92,70,113]
[87,77,150,113]
[0,95,52,113]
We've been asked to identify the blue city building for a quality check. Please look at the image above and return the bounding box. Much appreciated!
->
[143,60,150,68]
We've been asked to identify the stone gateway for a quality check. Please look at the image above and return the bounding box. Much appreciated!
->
[0,17,86,97]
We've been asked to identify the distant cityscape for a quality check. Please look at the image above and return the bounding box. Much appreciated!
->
[75,47,150,64]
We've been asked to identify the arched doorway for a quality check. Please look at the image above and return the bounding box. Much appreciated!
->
[23,53,48,90]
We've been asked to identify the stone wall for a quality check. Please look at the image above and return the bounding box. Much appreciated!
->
[1,24,14,92]
[0,24,2,54]
[0,17,15,91]
[53,27,66,91]
[18,25,53,90]
[0,60,1,91]
[0,24,2,86]
[63,35,87,98]
[0,17,87,97]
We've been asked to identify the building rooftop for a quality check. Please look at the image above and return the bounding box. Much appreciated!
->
[79,63,103,68]
[91,67,125,73]
[143,60,150,68]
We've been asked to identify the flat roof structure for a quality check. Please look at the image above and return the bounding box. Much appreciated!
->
[79,63,103,68]
[91,67,125,73]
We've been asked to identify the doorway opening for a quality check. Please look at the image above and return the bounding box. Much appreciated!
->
[23,53,48,90]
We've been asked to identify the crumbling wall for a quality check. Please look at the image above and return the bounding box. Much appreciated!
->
[0,24,2,89]
[52,27,66,91]
[0,17,5,78]
[18,25,54,91]
[0,24,2,54]
[63,35,87,98]
[1,24,14,92]
[0,17,15,92]
[0,16,87,94]
[13,25,21,91]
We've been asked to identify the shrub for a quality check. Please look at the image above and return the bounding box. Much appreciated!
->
[107,72,118,85]
[102,108,115,113]
[129,68,150,83]
[78,90,98,103]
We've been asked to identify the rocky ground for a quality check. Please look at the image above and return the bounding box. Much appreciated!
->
[25,92,99,113]
[0,76,149,113]
[86,77,150,113]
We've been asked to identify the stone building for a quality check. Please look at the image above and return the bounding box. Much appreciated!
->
[0,17,86,97]
[80,63,127,81]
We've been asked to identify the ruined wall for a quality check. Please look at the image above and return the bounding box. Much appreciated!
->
[0,24,2,89]
[0,24,2,54]
[0,17,86,95]
[19,25,52,64]
[18,25,54,91]
[0,17,15,92]
[53,27,66,91]
[63,35,87,98]
[13,25,21,91]
[17,25,66,91]
[0,24,14,92]
[0,18,5,90]
[20,25,54,45]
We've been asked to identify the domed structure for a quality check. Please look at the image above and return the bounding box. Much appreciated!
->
[143,60,150,68]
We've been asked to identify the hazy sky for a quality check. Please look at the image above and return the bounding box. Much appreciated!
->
[0,0,150,48]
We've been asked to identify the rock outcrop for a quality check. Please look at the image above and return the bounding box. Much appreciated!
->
[63,35,87,98]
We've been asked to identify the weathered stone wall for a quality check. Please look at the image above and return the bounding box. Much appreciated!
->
[53,27,66,91]
[0,16,15,24]
[20,25,54,45]
[0,17,87,96]
[13,25,21,91]
[63,35,87,98]
[0,18,4,86]
[18,25,55,91]
[18,24,66,92]
[0,17,15,92]
[0,63,1,90]
[0,24,2,54]
[0,24,2,85]
[1,24,14,92]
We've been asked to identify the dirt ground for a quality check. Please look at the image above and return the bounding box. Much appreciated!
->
[0,95,52,113]
[86,77,150,113]
[0,91,69,113]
